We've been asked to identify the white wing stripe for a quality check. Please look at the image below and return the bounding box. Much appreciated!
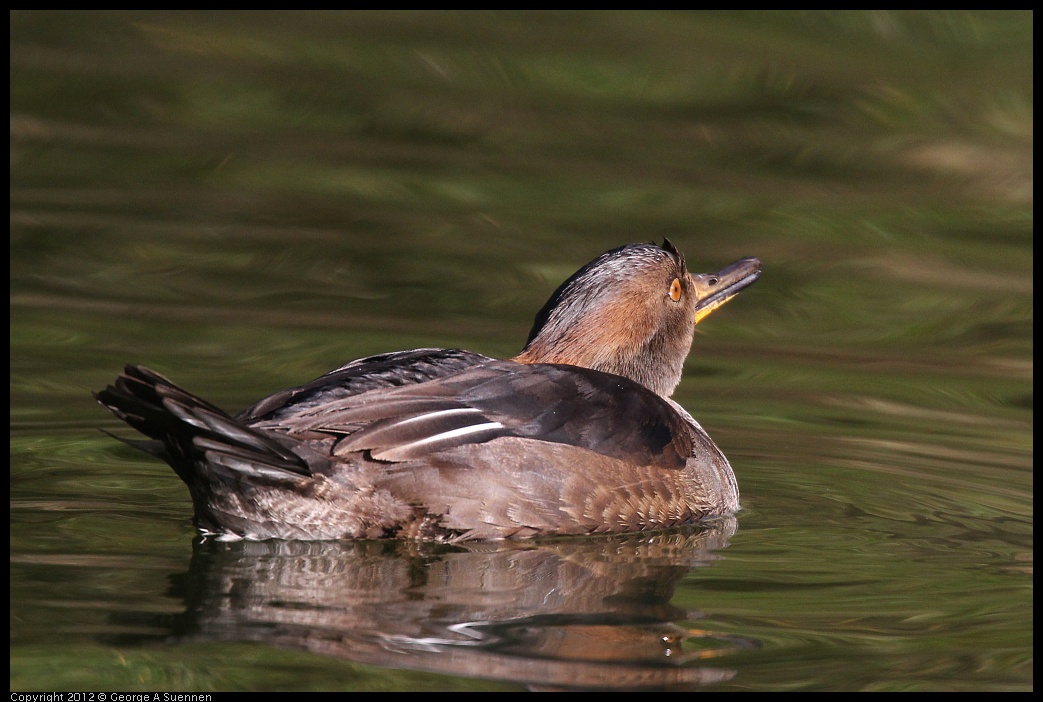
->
[398,421,505,450]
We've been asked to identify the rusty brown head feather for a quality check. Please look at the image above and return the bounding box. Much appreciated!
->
[514,240,759,398]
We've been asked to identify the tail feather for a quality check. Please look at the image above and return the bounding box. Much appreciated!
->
[95,365,311,482]
[99,428,166,458]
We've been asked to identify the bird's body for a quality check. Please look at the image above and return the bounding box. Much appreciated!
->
[96,241,760,541]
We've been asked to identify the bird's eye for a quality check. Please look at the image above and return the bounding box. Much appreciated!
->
[669,278,683,302]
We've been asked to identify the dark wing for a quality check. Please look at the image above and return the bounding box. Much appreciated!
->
[257,360,695,470]
[95,365,313,482]
[237,348,493,422]
[97,350,492,487]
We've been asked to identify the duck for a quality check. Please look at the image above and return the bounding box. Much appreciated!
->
[95,240,761,542]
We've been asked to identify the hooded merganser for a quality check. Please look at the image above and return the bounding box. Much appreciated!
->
[96,241,761,541]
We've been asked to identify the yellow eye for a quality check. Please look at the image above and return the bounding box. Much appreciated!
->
[669,278,683,302]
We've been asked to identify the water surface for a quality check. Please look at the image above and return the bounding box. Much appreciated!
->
[10,11,1032,691]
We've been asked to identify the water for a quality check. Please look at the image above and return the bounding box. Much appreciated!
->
[10,11,1032,691]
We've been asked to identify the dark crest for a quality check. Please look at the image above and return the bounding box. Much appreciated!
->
[660,238,686,271]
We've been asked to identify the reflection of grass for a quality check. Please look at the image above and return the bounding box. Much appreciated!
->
[12,12,1032,215]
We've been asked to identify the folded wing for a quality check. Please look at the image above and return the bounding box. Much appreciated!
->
[252,360,695,469]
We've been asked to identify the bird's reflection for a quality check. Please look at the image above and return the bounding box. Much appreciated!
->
[125,516,757,690]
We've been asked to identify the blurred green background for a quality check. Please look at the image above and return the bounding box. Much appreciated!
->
[11,11,1032,691]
